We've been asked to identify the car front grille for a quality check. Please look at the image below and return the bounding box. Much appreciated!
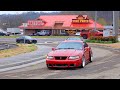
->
[55,56,67,60]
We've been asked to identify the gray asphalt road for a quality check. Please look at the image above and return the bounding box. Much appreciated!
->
[0,38,65,43]
[0,46,119,79]
[0,45,51,66]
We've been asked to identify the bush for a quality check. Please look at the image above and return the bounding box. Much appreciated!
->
[89,36,118,43]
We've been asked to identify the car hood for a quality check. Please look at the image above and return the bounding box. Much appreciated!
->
[48,49,83,56]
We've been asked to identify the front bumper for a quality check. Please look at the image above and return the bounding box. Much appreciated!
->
[46,59,82,68]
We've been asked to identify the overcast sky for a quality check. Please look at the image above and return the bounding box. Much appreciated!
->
[0,11,59,15]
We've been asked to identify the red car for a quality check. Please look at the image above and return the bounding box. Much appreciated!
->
[46,40,93,69]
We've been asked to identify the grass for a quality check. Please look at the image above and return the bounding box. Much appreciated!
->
[85,40,113,44]
[0,44,37,58]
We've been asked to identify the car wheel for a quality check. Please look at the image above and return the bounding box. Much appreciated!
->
[81,56,86,68]
[17,40,20,43]
[89,53,92,62]
[83,35,87,39]
[32,40,37,44]
[26,40,30,44]
[47,65,52,70]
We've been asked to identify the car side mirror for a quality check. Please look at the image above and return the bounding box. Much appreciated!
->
[52,48,56,51]
[84,43,88,48]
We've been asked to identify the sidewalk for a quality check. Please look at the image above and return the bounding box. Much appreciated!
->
[0,45,52,67]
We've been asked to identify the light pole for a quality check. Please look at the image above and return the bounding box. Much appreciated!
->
[23,25,26,44]
[23,23,27,44]
[113,11,119,41]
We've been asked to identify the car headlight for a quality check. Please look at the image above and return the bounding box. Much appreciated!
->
[47,56,54,60]
[69,56,80,60]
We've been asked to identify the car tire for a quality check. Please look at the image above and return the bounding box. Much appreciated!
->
[17,40,20,43]
[83,35,87,39]
[47,65,52,70]
[89,53,92,62]
[80,56,86,68]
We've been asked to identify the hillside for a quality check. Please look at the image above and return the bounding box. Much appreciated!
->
[0,11,118,30]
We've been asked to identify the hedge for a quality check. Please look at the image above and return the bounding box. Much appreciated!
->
[89,36,118,43]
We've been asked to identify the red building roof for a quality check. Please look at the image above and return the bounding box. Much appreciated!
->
[19,15,104,29]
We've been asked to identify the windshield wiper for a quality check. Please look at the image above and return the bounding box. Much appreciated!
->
[57,48,65,49]
[57,48,74,49]
[64,48,75,49]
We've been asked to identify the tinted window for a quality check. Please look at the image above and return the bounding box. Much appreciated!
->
[56,42,83,50]
[24,36,32,39]
[67,37,82,40]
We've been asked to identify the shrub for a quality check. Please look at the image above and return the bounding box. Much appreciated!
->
[89,36,118,43]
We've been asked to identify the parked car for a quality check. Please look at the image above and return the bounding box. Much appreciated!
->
[16,36,37,44]
[0,32,10,36]
[36,30,51,36]
[80,30,103,39]
[75,32,81,36]
[46,40,93,69]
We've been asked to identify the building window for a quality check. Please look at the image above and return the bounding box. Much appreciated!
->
[60,30,66,34]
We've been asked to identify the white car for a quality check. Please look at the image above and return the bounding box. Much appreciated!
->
[75,32,81,36]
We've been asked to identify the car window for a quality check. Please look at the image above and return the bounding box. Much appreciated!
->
[18,36,24,39]
[56,42,83,50]
[24,36,32,39]
[66,37,82,40]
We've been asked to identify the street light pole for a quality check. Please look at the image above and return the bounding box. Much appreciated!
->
[23,26,26,44]
[113,11,119,41]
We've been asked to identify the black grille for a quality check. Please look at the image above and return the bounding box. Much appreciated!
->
[55,64,68,66]
[55,56,67,60]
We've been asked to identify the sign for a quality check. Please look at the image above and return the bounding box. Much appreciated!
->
[72,15,89,24]
[22,23,28,27]
[103,29,113,37]
[66,30,76,35]
[28,20,45,26]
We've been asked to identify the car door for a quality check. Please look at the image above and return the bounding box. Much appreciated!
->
[20,36,25,43]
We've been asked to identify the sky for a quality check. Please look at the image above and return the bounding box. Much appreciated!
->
[0,11,59,15]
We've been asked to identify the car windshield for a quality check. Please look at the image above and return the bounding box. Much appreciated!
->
[56,42,83,50]
[66,37,82,40]
[24,36,32,39]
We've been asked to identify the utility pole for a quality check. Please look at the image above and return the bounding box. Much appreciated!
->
[23,23,27,44]
[113,11,119,41]
[95,11,97,31]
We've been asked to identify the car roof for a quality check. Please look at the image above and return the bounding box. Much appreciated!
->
[65,37,83,41]
[63,40,84,43]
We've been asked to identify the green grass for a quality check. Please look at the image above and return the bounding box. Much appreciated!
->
[0,44,37,58]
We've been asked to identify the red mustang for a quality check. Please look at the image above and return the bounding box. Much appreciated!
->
[46,40,93,69]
